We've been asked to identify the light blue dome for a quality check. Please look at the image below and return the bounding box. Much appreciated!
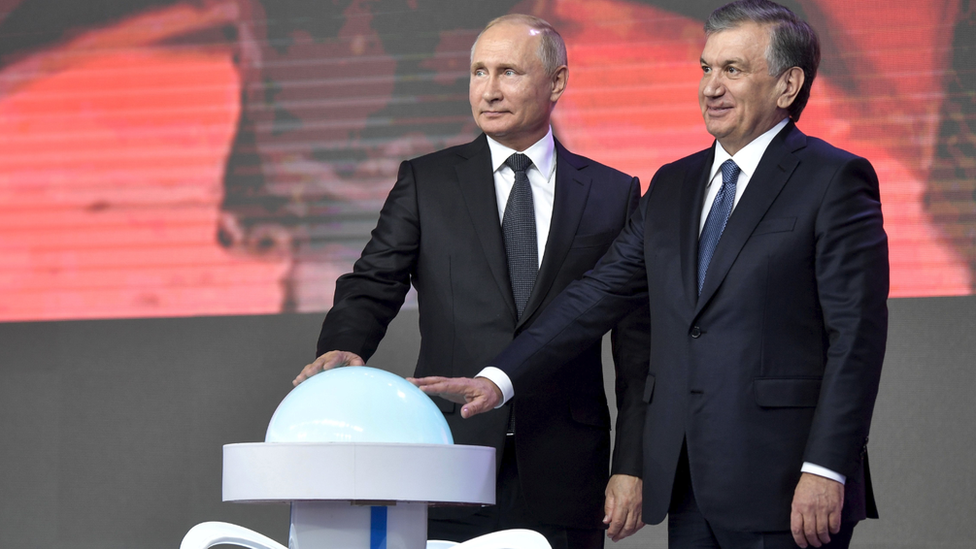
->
[265,366,453,444]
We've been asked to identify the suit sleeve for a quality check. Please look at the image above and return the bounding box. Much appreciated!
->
[804,156,889,477]
[315,160,421,359]
[608,177,650,477]
[495,186,651,401]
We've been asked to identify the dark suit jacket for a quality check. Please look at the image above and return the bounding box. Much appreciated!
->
[491,123,889,532]
[316,134,650,529]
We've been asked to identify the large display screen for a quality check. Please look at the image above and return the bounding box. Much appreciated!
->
[1,0,972,321]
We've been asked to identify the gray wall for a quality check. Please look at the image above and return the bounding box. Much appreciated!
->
[1,295,973,548]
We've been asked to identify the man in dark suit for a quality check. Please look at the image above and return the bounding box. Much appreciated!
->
[413,2,889,548]
[292,13,649,549]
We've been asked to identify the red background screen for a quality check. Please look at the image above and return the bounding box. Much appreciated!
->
[1,0,972,321]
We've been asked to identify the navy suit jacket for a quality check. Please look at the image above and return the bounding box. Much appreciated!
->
[317,134,650,528]
[492,123,889,532]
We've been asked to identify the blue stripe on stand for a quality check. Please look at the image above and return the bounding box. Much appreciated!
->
[370,506,388,549]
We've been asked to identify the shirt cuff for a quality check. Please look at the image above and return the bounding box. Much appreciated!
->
[475,367,514,407]
[801,462,846,485]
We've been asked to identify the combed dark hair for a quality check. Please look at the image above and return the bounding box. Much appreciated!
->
[472,13,568,77]
[705,0,820,121]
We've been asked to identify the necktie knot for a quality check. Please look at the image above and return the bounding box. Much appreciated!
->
[505,152,532,174]
[720,159,740,186]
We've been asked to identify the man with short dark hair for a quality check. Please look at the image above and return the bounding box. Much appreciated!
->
[414,2,889,548]
[294,13,649,549]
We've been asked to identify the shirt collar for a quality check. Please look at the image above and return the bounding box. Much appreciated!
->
[486,127,556,180]
[709,118,789,183]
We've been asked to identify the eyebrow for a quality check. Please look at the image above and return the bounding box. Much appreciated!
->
[701,56,749,67]
[470,62,521,72]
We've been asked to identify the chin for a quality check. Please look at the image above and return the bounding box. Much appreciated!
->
[477,119,507,134]
[704,124,728,141]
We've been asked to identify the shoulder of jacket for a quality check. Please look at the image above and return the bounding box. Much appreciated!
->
[559,148,636,185]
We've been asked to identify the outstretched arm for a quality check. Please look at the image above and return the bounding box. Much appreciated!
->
[412,191,652,415]
[314,160,422,361]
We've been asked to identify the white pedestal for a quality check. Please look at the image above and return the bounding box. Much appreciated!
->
[217,442,496,549]
[288,501,427,549]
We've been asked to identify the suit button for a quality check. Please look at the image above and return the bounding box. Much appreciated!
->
[690,326,701,338]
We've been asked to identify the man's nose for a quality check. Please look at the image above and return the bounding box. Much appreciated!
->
[482,75,502,100]
[701,73,724,97]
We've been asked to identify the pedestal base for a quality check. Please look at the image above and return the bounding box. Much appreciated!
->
[289,501,427,549]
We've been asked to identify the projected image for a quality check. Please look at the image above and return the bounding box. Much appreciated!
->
[546,0,974,298]
[0,0,972,321]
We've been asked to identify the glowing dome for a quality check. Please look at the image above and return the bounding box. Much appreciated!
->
[265,366,453,444]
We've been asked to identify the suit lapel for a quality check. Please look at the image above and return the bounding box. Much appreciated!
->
[517,141,591,328]
[454,135,518,318]
[680,149,714,310]
[695,123,804,314]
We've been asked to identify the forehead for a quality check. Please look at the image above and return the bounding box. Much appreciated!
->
[701,22,770,64]
[472,22,541,64]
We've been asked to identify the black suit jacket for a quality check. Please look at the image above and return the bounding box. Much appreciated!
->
[491,123,889,532]
[317,134,650,528]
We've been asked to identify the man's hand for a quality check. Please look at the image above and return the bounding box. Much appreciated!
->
[408,376,501,418]
[604,474,644,542]
[791,472,844,548]
[293,350,364,386]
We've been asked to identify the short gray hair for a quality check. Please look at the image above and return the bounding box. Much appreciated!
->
[705,0,820,122]
[472,14,567,77]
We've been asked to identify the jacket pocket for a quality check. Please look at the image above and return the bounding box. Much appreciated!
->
[753,377,821,408]
[753,217,796,235]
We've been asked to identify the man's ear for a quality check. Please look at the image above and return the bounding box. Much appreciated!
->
[550,65,568,103]
[776,66,805,110]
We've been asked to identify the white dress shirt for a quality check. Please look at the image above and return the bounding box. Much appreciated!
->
[699,118,788,234]
[485,129,557,270]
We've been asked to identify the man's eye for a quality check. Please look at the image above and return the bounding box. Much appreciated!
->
[701,66,711,74]
[726,67,739,75]
[504,69,516,76]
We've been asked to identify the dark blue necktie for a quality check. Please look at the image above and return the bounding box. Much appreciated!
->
[697,159,740,295]
[502,153,538,318]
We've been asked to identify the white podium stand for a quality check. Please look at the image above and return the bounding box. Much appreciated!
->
[220,442,495,549]
[179,367,545,549]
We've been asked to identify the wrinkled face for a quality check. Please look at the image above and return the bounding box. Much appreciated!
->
[699,22,789,155]
[469,22,565,151]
